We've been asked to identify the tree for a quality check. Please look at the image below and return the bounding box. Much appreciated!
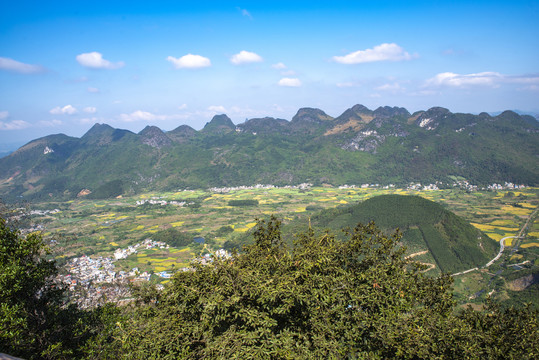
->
[110,217,490,359]
[0,216,96,359]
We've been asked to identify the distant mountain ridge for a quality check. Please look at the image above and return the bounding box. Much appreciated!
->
[0,104,538,201]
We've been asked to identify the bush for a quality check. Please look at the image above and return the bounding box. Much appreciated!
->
[227,199,259,207]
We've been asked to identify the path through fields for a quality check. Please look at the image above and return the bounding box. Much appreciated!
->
[452,204,539,276]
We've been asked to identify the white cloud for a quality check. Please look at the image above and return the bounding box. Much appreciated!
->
[119,110,157,122]
[0,120,31,130]
[38,119,63,127]
[118,110,188,123]
[50,105,77,115]
[278,78,302,87]
[425,72,501,87]
[76,52,124,69]
[0,111,8,120]
[178,104,188,110]
[166,54,211,69]
[87,87,100,93]
[0,57,45,74]
[376,82,404,92]
[208,105,227,113]
[424,72,539,88]
[83,106,97,114]
[230,51,263,65]
[333,43,415,64]
[272,62,287,70]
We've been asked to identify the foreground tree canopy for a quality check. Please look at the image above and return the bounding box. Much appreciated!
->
[95,217,538,359]
[1,215,538,359]
[0,216,103,359]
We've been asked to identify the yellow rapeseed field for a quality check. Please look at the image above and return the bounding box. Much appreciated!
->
[471,223,518,232]
[521,242,539,248]
[501,205,533,216]
[489,219,519,227]
[518,203,537,209]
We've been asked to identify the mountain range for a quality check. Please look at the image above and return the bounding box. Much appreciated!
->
[0,104,538,201]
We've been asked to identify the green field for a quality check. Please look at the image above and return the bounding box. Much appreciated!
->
[23,185,539,305]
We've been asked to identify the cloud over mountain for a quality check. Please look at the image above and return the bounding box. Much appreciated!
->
[425,72,539,88]
[0,119,30,130]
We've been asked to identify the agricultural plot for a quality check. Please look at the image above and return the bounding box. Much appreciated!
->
[25,186,539,278]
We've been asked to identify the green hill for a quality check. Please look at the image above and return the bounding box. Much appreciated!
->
[285,195,498,274]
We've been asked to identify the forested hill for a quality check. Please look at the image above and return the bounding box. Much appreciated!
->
[0,105,538,201]
[284,195,498,274]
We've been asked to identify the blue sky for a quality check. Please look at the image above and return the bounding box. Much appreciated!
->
[1,0,538,147]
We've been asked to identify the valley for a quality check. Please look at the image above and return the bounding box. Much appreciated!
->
[18,182,539,308]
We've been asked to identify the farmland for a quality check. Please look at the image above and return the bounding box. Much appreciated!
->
[23,185,536,281]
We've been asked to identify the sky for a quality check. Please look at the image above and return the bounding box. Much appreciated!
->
[1,0,538,148]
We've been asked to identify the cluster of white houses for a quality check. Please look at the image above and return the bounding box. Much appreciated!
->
[113,238,169,260]
[208,183,313,193]
[135,199,194,206]
[60,238,170,294]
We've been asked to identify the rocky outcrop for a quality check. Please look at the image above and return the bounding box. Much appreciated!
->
[414,107,451,130]
[507,272,539,291]
[139,126,172,148]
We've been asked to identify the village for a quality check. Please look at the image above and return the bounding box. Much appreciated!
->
[57,236,232,307]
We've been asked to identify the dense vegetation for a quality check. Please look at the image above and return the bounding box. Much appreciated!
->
[150,227,192,248]
[87,180,124,200]
[228,199,259,207]
[1,215,538,359]
[0,217,100,359]
[284,195,498,273]
[1,105,537,202]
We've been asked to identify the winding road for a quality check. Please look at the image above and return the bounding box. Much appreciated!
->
[484,236,517,268]
[452,236,519,276]
[452,213,539,277]
[451,204,539,277]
